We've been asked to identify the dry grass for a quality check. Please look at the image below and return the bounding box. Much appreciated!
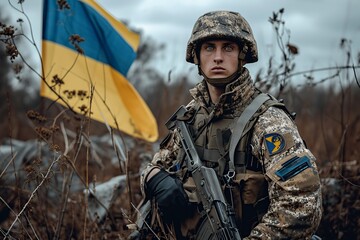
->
[1,5,359,239]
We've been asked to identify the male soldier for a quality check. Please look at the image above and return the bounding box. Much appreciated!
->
[130,10,322,239]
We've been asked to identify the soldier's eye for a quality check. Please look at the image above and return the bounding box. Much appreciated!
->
[224,45,234,52]
[204,45,214,51]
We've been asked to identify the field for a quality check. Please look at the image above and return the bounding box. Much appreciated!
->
[1,6,360,240]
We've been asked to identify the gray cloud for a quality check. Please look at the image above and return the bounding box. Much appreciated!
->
[3,0,359,81]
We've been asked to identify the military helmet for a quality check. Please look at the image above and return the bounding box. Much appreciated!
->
[186,11,258,64]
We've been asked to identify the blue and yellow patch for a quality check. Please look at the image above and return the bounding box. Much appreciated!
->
[264,133,286,156]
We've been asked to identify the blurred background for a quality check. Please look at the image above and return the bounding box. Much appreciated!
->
[0,0,359,239]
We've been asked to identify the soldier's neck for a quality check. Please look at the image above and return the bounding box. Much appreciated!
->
[207,82,225,104]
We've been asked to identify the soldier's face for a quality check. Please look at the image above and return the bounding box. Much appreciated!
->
[199,40,240,79]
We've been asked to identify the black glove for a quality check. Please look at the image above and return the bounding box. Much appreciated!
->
[145,170,190,223]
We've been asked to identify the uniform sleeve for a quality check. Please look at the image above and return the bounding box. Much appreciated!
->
[140,129,182,195]
[245,107,322,240]
[140,100,198,195]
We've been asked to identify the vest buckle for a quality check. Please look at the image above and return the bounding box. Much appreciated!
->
[224,170,235,184]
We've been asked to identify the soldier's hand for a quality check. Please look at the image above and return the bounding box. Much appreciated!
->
[145,169,190,223]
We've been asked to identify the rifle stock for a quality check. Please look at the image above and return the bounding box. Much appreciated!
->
[166,106,241,240]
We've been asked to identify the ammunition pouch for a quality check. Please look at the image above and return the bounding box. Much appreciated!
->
[231,170,269,237]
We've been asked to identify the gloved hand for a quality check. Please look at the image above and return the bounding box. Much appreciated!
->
[145,169,190,223]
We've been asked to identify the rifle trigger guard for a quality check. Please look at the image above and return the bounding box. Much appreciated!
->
[224,170,235,184]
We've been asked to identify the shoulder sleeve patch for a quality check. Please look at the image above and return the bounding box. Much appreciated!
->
[264,133,286,155]
[264,132,295,157]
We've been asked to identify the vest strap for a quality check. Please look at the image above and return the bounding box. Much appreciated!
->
[226,93,271,182]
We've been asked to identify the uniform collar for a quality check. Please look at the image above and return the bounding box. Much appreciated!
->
[189,67,257,117]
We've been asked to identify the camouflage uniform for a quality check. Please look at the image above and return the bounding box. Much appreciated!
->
[137,11,322,240]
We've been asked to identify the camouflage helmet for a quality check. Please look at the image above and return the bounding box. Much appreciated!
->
[186,11,258,64]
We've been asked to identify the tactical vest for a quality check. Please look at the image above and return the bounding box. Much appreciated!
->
[181,91,292,238]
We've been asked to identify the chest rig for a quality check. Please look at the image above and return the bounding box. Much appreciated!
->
[181,92,290,237]
[187,92,285,179]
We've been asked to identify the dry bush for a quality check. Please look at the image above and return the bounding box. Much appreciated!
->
[1,5,360,240]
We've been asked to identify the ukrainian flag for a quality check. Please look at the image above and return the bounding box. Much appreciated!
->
[41,0,158,142]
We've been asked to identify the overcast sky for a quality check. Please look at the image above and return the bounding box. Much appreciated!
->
[2,0,360,85]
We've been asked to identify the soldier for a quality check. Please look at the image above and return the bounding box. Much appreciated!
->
[129,10,322,239]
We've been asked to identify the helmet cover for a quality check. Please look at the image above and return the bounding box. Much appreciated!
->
[186,11,258,64]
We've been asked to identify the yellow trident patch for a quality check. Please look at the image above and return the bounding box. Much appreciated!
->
[264,133,286,156]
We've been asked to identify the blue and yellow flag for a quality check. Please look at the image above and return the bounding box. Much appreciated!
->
[41,0,158,142]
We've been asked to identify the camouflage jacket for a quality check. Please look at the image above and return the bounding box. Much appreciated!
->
[140,68,322,239]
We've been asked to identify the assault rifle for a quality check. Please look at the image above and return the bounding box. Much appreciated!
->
[166,105,242,240]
